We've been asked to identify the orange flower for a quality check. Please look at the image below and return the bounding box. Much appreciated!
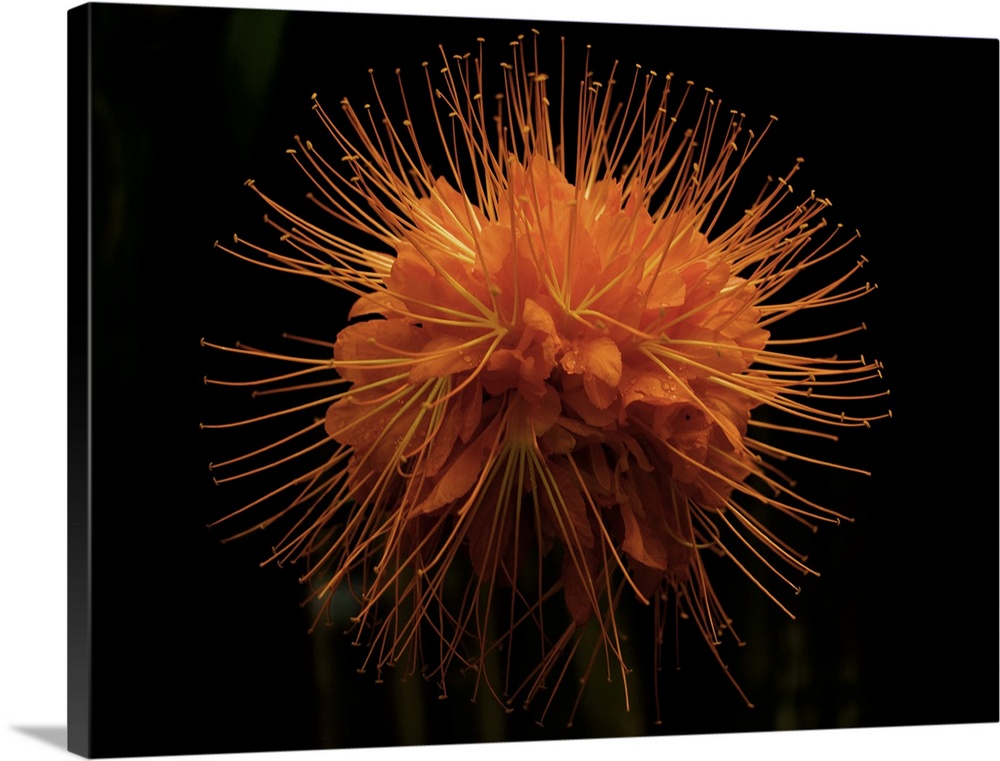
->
[204,33,889,723]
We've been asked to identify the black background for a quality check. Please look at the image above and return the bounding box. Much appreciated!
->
[76,4,997,757]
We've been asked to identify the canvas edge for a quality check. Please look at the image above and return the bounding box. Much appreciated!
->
[67,3,93,758]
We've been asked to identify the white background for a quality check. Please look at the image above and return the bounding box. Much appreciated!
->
[1,1,996,760]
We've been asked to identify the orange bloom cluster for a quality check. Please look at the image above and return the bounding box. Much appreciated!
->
[205,33,889,720]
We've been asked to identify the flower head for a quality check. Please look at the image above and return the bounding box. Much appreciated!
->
[204,32,889,723]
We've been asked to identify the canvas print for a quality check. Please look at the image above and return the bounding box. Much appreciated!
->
[68,3,999,758]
